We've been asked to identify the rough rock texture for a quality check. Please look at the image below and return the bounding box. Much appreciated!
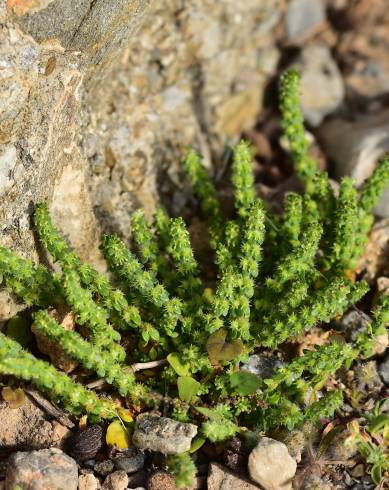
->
[0,0,283,320]
[208,463,260,490]
[113,447,145,473]
[147,471,177,490]
[248,437,297,490]
[5,448,78,490]
[78,473,100,490]
[0,397,69,451]
[132,414,197,454]
[102,471,128,490]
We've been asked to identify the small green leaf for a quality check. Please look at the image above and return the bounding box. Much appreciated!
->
[195,406,222,422]
[177,376,200,403]
[230,371,261,396]
[368,414,389,434]
[167,353,190,376]
[189,436,206,453]
[206,329,244,364]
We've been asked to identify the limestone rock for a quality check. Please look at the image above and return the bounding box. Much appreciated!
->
[5,448,78,490]
[286,0,325,43]
[132,414,197,454]
[293,43,344,126]
[248,437,297,490]
[79,473,100,490]
[147,471,177,490]
[241,354,284,379]
[207,463,260,490]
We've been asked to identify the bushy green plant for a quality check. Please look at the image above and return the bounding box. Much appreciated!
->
[1,69,389,486]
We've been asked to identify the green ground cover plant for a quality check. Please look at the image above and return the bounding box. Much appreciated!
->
[1,69,389,486]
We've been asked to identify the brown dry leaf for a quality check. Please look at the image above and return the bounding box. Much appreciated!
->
[296,328,334,356]
[1,387,26,409]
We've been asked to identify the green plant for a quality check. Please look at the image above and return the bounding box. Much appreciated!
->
[1,69,389,486]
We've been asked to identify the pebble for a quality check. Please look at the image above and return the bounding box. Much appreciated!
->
[127,470,147,488]
[208,463,259,490]
[378,351,389,385]
[5,448,78,490]
[286,0,325,43]
[113,447,145,473]
[102,471,128,490]
[67,425,103,461]
[337,310,388,357]
[94,459,115,476]
[78,473,100,490]
[147,470,177,490]
[293,43,344,126]
[241,354,284,379]
[248,437,297,490]
[318,109,389,217]
[354,361,384,393]
[132,414,197,454]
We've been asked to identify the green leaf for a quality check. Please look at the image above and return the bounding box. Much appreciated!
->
[229,371,261,396]
[195,406,222,422]
[6,316,33,347]
[206,329,244,364]
[368,414,389,434]
[189,436,206,453]
[167,353,190,376]
[371,463,383,485]
[177,376,200,403]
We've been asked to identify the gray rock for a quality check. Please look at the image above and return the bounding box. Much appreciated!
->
[318,109,389,217]
[94,459,115,476]
[293,43,344,126]
[337,310,388,357]
[354,361,384,393]
[241,355,284,379]
[113,447,145,473]
[378,351,389,385]
[207,463,259,490]
[102,470,128,490]
[5,448,78,490]
[248,437,297,490]
[286,0,325,43]
[132,414,197,454]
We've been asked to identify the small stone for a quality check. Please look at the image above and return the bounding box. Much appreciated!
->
[337,310,388,357]
[359,220,389,280]
[79,473,100,490]
[286,0,325,43]
[147,470,177,490]
[208,463,259,490]
[113,447,145,473]
[351,464,365,478]
[302,474,332,490]
[293,43,344,126]
[127,470,147,488]
[67,425,103,462]
[318,110,389,217]
[102,470,128,490]
[94,459,115,476]
[5,448,78,490]
[132,414,197,454]
[248,437,297,490]
[379,351,389,385]
[241,355,284,379]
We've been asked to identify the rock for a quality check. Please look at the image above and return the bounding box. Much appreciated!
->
[207,463,259,490]
[241,355,284,379]
[286,0,325,43]
[94,460,115,476]
[147,471,177,490]
[354,361,383,393]
[0,397,69,450]
[248,437,297,490]
[132,414,197,454]
[79,473,100,490]
[127,470,148,489]
[5,448,78,490]
[113,447,145,473]
[301,474,332,490]
[318,110,389,217]
[102,471,128,490]
[67,424,104,462]
[293,43,344,126]
[337,310,388,357]
[359,219,389,280]
[378,351,389,385]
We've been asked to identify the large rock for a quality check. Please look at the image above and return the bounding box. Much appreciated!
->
[0,0,282,320]
[132,414,197,454]
[248,437,297,490]
[5,448,78,490]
